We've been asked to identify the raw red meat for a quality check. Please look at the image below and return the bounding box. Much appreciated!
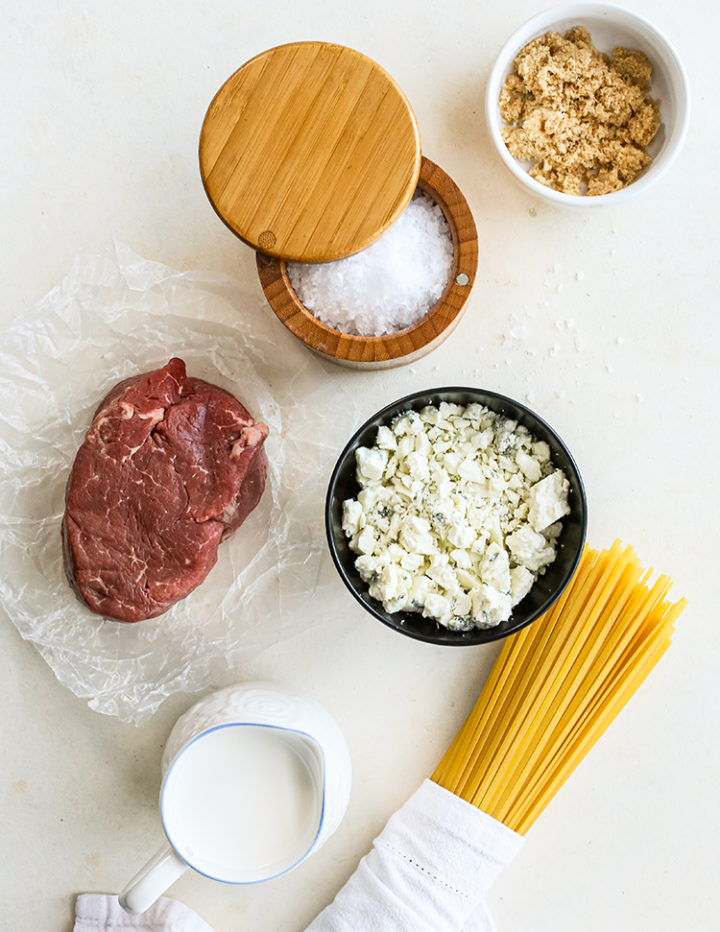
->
[62,357,268,622]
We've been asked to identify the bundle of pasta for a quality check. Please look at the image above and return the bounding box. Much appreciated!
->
[433,540,687,834]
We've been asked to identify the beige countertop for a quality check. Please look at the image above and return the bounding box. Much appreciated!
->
[2,1,718,930]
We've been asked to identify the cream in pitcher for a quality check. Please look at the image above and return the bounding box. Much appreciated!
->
[119,683,352,913]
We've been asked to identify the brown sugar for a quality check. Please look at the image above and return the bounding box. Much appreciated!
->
[498,27,661,196]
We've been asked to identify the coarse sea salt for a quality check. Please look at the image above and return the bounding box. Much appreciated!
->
[287,191,454,337]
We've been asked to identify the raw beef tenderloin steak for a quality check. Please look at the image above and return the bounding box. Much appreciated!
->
[62,357,269,622]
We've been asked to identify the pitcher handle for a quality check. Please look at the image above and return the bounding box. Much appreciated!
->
[118,843,188,914]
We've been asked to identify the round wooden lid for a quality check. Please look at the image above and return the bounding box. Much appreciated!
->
[199,42,422,263]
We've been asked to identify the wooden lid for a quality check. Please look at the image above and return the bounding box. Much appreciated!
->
[199,42,422,263]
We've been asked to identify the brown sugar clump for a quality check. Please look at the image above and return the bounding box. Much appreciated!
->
[498,27,661,196]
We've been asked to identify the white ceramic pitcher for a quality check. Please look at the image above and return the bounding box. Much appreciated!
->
[119,682,352,914]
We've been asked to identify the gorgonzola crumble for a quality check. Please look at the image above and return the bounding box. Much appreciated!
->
[342,402,571,630]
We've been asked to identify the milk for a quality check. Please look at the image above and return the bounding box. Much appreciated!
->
[162,724,321,881]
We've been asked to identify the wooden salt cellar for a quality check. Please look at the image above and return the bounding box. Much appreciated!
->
[257,157,478,369]
[200,42,478,368]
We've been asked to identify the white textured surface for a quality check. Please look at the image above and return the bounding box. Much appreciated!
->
[1,2,717,932]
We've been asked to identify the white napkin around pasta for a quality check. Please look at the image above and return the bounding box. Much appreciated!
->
[305,778,523,932]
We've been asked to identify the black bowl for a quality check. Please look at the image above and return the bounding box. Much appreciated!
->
[325,387,587,645]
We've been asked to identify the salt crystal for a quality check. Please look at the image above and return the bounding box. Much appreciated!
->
[553,263,563,273]
[616,336,625,344]
[606,363,614,374]
[635,392,645,403]
[287,191,453,337]
[575,271,585,281]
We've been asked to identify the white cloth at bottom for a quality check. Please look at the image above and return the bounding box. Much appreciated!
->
[74,894,215,932]
[74,781,522,932]
[305,779,524,932]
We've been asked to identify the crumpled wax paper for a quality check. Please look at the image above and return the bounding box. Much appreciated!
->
[0,243,360,724]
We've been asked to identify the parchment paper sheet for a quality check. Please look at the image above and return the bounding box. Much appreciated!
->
[0,243,357,723]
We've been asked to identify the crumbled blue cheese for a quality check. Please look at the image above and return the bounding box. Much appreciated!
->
[342,403,571,630]
[527,470,571,531]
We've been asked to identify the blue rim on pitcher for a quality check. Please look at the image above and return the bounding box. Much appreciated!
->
[159,722,327,885]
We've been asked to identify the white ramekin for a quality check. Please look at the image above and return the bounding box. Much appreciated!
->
[485,3,691,207]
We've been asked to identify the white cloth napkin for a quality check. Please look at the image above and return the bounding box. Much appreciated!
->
[74,894,214,932]
[305,779,524,932]
[75,781,521,932]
